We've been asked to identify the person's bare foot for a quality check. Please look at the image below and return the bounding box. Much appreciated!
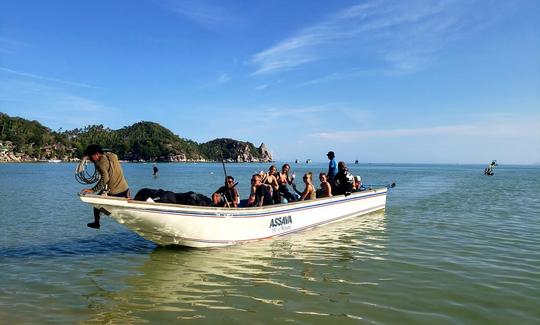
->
[87,222,100,229]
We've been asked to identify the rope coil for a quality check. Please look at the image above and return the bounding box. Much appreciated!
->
[75,157,100,184]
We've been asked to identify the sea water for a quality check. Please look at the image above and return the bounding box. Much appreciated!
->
[0,163,539,324]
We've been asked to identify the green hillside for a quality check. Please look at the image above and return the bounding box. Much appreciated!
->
[0,113,272,162]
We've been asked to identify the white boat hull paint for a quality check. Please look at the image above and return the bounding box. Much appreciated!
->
[80,187,387,248]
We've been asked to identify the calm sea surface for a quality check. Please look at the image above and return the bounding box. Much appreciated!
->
[1,162,539,324]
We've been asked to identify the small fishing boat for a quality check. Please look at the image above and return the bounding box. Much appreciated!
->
[79,188,387,248]
[48,159,62,163]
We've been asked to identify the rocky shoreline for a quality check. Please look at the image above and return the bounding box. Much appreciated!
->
[0,146,273,163]
[1,115,274,163]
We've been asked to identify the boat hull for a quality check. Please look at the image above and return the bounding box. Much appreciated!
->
[79,188,387,248]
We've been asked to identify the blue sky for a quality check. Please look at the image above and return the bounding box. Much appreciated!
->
[1,0,539,164]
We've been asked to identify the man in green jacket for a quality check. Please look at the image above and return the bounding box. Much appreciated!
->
[80,144,130,229]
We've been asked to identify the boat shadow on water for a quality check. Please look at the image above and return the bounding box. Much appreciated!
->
[0,231,157,259]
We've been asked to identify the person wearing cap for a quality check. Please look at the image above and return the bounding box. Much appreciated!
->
[80,144,129,229]
[326,151,338,182]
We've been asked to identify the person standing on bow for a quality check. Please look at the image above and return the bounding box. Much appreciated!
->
[326,151,338,182]
[80,144,130,229]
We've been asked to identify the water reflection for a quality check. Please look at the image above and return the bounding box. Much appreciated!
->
[0,231,155,259]
[82,211,387,323]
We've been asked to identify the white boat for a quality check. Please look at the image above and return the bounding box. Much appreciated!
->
[79,188,387,248]
[48,159,62,163]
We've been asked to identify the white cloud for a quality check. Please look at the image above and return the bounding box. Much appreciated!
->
[309,117,540,141]
[0,67,100,89]
[0,79,114,129]
[158,0,237,28]
[201,73,231,88]
[251,0,490,76]
[176,102,370,145]
[254,84,269,91]
[298,69,379,87]
[0,37,26,54]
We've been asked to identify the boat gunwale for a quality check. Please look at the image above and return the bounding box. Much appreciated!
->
[80,188,387,218]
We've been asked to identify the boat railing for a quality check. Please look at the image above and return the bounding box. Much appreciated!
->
[81,187,387,212]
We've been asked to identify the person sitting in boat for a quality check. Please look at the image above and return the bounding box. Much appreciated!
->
[247,174,274,207]
[79,144,130,229]
[292,172,316,201]
[353,175,363,192]
[212,175,240,207]
[333,161,355,196]
[261,165,280,204]
[316,172,333,198]
[277,163,297,203]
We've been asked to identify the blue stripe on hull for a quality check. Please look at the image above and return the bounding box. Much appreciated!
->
[170,204,386,245]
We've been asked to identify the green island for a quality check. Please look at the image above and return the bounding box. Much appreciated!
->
[0,112,272,163]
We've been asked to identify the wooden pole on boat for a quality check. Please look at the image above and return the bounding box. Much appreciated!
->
[220,147,228,179]
[220,146,231,207]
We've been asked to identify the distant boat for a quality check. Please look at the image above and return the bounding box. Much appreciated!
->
[306,159,312,164]
[295,159,300,164]
[355,160,359,164]
[484,160,497,176]
[48,159,62,163]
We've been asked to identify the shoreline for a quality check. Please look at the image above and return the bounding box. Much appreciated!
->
[0,160,275,164]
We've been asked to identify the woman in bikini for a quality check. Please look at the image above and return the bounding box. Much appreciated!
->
[293,172,316,201]
[318,172,332,198]
[262,165,280,204]
[277,163,296,203]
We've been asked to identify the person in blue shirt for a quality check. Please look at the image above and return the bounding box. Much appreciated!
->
[326,151,338,181]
